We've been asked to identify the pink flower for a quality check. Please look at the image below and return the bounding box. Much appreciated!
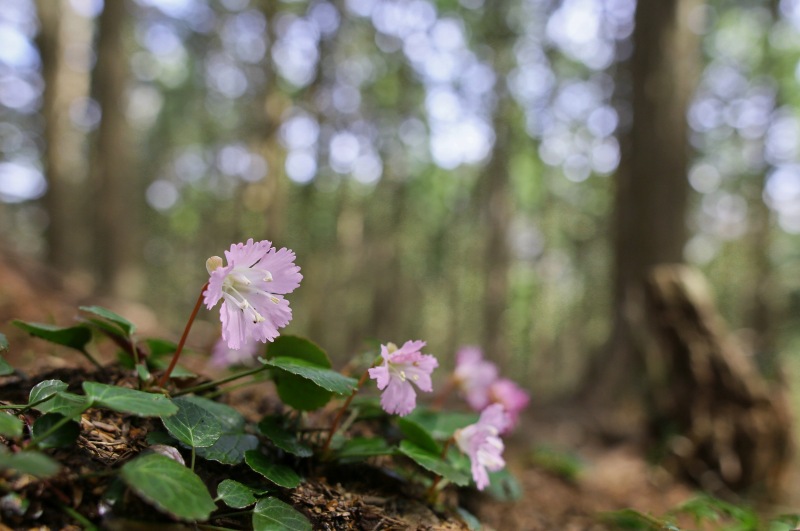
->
[454,403,510,491]
[204,239,302,350]
[489,378,530,432]
[368,340,438,416]
[208,335,262,369]
[454,346,498,410]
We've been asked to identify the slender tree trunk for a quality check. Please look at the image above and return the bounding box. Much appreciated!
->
[584,0,703,404]
[36,0,92,273]
[88,0,139,298]
[478,6,515,363]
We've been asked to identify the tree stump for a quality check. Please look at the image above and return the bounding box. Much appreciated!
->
[643,264,792,497]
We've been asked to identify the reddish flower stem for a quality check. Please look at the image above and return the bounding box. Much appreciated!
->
[157,282,208,388]
[321,368,371,455]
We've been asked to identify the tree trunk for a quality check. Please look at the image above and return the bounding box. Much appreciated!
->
[583,0,704,405]
[644,265,791,496]
[477,3,515,363]
[36,0,92,274]
[88,0,139,298]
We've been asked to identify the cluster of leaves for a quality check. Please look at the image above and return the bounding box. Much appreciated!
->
[0,306,515,528]
[603,495,800,531]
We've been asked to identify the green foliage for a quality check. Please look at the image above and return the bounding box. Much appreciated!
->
[529,445,584,482]
[0,447,61,478]
[609,494,800,531]
[196,433,260,465]
[216,479,261,509]
[0,334,11,376]
[334,437,395,460]
[28,379,68,405]
[265,336,336,411]
[12,321,92,353]
[405,409,479,440]
[245,451,303,489]
[83,382,178,417]
[397,417,440,454]
[398,440,470,487]
[265,357,358,396]
[31,413,79,449]
[258,416,313,458]
[0,412,22,437]
[79,306,136,337]
[252,497,313,531]
[120,453,216,521]
[161,397,223,448]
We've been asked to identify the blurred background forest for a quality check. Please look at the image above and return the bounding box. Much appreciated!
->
[1,0,800,407]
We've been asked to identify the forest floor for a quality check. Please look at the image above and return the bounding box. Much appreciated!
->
[0,252,796,530]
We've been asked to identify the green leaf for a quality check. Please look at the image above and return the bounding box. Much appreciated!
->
[334,437,394,460]
[161,397,223,448]
[0,412,22,438]
[216,479,259,509]
[398,441,470,486]
[29,379,68,405]
[196,433,259,465]
[31,413,79,449]
[145,338,179,357]
[245,451,302,488]
[0,356,12,376]
[146,431,177,446]
[406,409,479,440]
[12,321,92,352]
[0,333,11,376]
[135,363,151,382]
[268,335,331,366]
[83,382,178,417]
[397,417,439,454]
[180,395,245,433]
[485,468,523,501]
[266,336,334,411]
[456,507,482,530]
[258,417,313,458]
[0,449,61,478]
[266,357,357,396]
[252,497,312,531]
[36,392,90,418]
[79,306,136,337]
[120,453,216,521]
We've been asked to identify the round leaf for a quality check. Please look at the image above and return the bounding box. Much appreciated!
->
[397,417,439,455]
[0,450,61,478]
[79,305,136,337]
[217,479,259,509]
[265,358,358,396]
[258,417,312,458]
[161,397,223,448]
[0,412,22,438]
[398,441,470,486]
[245,451,302,488]
[266,337,334,411]
[32,414,80,449]
[120,453,216,521]
[12,321,92,352]
[29,380,68,406]
[196,433,259,465]
[83,382,178,417]
[252,497,312,531]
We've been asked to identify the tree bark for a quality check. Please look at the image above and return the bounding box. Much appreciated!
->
[644,265,791,496]
[36,0,92,273]
[583,0,704,405]
[88,0,139,298]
